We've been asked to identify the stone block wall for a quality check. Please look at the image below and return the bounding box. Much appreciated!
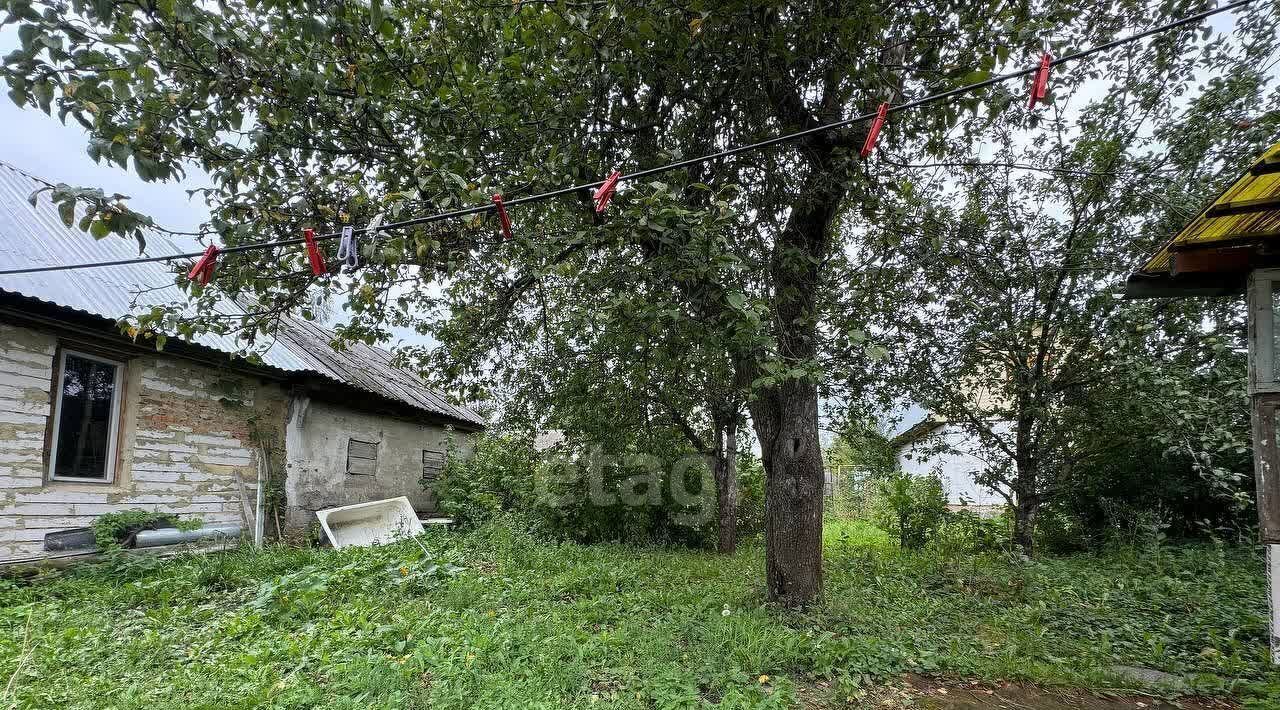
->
[0,322,287,561]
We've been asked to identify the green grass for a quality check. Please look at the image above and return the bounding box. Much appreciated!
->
[0,518,1275,709]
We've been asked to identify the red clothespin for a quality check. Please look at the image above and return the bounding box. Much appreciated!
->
[303,228,327,276]
[593,170,621,215]
[1028,51,1052,109]
[187,245,219,286]
[492,193,513,240]
[860,103,889,159]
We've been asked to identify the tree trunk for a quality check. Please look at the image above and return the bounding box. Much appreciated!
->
[751,378,825,605]
[746,155,835,605]
[1012,494,1039,556]
[1011,403,1040,556]
[734,123,847,605]
[713,418,740,554]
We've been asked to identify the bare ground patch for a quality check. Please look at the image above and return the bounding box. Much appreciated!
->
[800,674,1238,709]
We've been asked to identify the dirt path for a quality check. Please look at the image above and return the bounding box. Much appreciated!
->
[802,675,1237,709]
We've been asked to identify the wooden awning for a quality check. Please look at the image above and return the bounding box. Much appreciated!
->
[1125,141,1280,298]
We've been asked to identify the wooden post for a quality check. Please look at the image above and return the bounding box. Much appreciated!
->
[1247,270,1280,663]
[1270,546,1280,665]
[1249,395,1280,663]
[1250,396,1280,543]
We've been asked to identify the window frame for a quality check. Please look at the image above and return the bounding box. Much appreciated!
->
[346,438,380,476]
[422,448,446,483]
[47,348,126,484]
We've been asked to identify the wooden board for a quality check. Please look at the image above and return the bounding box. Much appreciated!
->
[346,439,378,476]
[1252,393,1280,543]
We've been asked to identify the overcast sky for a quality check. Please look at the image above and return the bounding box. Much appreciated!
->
[0,28,211,233]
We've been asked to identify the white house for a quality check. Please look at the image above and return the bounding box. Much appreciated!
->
[888,411,1010,515]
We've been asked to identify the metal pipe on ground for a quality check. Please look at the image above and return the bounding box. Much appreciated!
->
[133,525,242,548]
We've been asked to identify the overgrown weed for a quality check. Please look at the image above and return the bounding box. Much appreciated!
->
[0,517,1272,708]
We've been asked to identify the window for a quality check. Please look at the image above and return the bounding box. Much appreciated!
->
[346,439,378,476]
[422,449,446,483]
[49,350,124,483]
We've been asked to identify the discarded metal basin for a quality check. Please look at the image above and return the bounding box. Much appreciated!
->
[315,496,425,549]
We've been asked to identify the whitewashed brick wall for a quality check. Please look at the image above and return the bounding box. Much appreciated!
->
[0,323,287,561]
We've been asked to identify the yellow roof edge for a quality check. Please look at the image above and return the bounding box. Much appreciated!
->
[1139,140,1280,274]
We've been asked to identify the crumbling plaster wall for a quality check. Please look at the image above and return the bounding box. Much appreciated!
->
[283,395,475,533]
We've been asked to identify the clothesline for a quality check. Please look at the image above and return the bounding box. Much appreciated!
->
[0,0,1256,278]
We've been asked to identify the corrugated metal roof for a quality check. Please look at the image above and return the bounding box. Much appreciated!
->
[1140,141,1280,274]
[274,317,483,424]
[0,160,483,428]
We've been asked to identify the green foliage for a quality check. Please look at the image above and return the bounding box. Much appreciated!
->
[931,510,1010,556]
[24,182,156,248]
[1033,506,1094,555]
[735,452,766,541]
[6,0,1276,603]
[1052,342,1255,543]
[435,434,726,548]
[0,0,1039,373]
[824,419,898,520]
[839,10,1279,553]
[825,417,896,479]
[433,434,538,529]
[531,445,716,548]
[0,521,1275,708]
[90,509,198,550]
[874,474,949,550]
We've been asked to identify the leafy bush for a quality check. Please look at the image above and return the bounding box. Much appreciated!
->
[874,473,948,549]
[91,509,198,550]
[932,509,1008,555]
[436,434,738,547]
[530,446,716,547]
[1034,506,1094,554]
[1050,348,1254,544]
[432,434,539,528]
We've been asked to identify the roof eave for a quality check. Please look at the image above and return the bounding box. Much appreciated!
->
[889,417,946,449]
[1123,271,1248,299]
[0,291,486,429]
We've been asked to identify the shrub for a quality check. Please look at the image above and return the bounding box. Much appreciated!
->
[91,509,199,550]
[529,447,716,547]
[874,473,948,550]
[435,433,741,548]
[932,509,1008,555]
[1034,505,1094,554]
[432,434,538,528]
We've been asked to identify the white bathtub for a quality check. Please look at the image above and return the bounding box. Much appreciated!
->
[315,496,425,548]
